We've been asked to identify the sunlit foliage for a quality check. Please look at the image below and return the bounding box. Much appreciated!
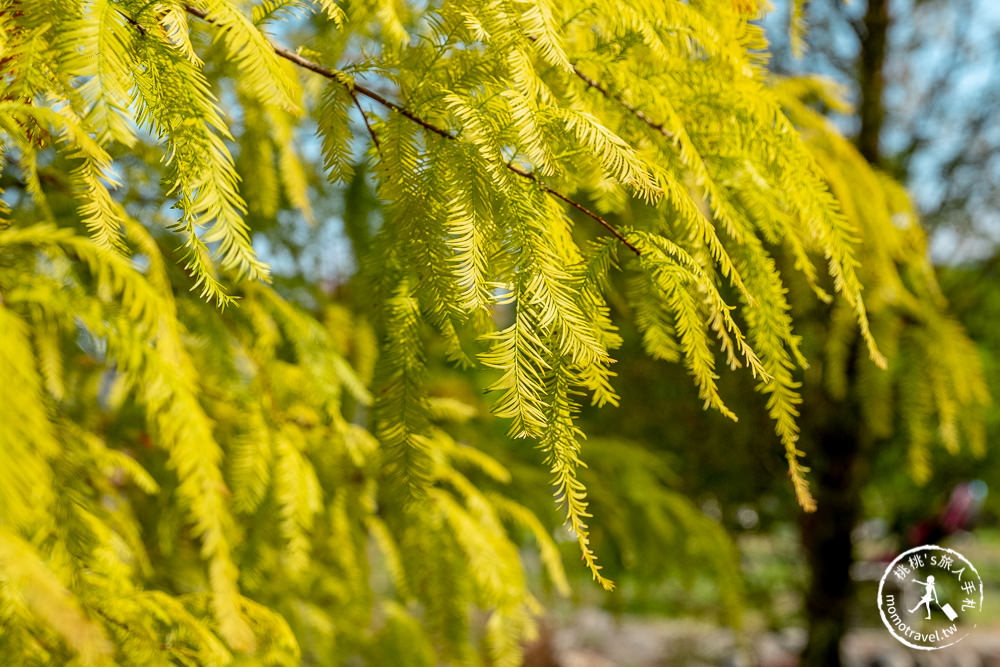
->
[0,0,981,663]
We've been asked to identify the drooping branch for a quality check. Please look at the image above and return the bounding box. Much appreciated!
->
[349,91,383,157]
[521,34,673,140]
[505,163,641,254]
[570,64,673,140]
[116,8,147,36]
[183,5,640,256]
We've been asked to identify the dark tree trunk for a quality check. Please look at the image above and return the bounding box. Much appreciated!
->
[798,4,894,662]
[857,0,891,165]
[799,401,867,666]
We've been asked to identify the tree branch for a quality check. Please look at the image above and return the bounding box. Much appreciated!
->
[116,9,148,37]
[349,91,383,158]
[522,34,672,140]
[183,4,640,256]
[570,64,673,139]
[505,163,641,255]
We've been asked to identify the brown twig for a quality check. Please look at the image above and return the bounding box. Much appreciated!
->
[349,91,382,157]
[116,8,147,37]
[570,65,673,139]
[184,5,639,256]
[520,34,672,140]
[505,163,641,255]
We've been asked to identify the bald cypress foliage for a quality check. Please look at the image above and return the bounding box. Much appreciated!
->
[0,1,984,664]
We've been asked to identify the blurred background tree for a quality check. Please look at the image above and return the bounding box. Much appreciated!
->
[766,0,1000,260]
[760,1,1000,662]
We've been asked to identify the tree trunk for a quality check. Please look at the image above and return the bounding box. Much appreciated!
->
[797,3,894,661]
[799,403,867,666]
[857,0,891,165]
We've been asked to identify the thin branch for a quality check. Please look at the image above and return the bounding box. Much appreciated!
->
[183,4,640,256]
[570,65,673,139]
[521,34,672,140]
[505,164,641,255]
[350,91,382,157]
[116,9,147,37]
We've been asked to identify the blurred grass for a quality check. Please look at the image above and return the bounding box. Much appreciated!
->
[738,526,808,632]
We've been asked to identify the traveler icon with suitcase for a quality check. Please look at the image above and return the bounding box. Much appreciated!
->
[908,575,959,621]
